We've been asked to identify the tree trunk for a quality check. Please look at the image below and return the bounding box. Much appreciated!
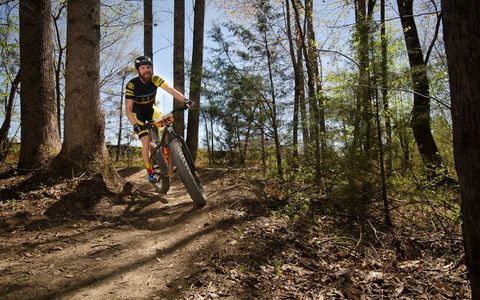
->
[295,15,309,158]
[57,0,110,176]
[260,120,266,178]
[0,70,20,153]
[397,0,443,177]
[240,106,258,167]
[144,0,153,58]
[441,0,480,297]
[305,0,326,157]
[116,72,126,162]
[201,111,211,165]
[291,0,321,181]
[210,117,214,165]
[380,0,392,176]
[173,0,185,136]
[263,29,284,181]
[354,0,372,156]
[285,0,299,169]
[186,0,205,162]
[18,0,60,171]
[374,72,392,227]
[398,123,411,173]
[53,3,66,140]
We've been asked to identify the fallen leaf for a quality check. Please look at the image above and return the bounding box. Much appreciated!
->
[398,260,422,270]
[394,284,404,296]
[366,271,384,282]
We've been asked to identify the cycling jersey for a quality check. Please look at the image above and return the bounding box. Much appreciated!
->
[125,75,167,137]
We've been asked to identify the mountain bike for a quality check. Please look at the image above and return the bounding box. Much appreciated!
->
[146,108,207,207]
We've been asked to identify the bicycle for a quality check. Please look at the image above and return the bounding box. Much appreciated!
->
[146,108,207,207]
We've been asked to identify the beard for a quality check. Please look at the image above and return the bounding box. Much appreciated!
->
[139,71,152,82]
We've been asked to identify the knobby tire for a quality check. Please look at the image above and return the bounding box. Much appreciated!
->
[169,139,206,207]
[150,147,170,193]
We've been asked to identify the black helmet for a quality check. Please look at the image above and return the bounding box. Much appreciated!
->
[134,55,152,69]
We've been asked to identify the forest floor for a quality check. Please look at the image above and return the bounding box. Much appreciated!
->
[0,166,471,299]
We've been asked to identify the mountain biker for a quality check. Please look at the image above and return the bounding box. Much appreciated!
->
[125,55,192,183]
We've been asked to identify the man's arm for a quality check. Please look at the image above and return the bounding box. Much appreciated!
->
[162,83,187,103]
[125,99,138,125]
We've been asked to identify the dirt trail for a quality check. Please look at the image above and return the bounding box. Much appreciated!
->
[0,168,257,299]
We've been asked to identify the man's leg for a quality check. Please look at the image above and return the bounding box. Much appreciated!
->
[140,134,156,182]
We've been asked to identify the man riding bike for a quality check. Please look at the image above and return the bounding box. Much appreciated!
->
[125,55,192,183]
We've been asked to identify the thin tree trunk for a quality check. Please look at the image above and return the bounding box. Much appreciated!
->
[397,0,443,177]
[201,111,211,165]
[441,0,480,297]
[0,70,20,153]
[260,120,266,178]
[19,0,60,171]
[354,0,372,156]
[210,117,214,165]
[285,0,299,169]
[144,0,153,58]
[57,0,111,176]
[240,106,258,167]
[186,0,205,162]
[380,0,392,176]
[305,0,326,157]
[116,72,126,162]
[374,71,392,227]
[173,0,185,136]
[263,29,284,181]
[293,3,309,158]
[291,0,321,181]
[398,124,411,173]
[53,3,66,140]
[370,18,392,226]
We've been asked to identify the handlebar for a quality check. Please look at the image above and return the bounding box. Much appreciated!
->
[145,101,194,129]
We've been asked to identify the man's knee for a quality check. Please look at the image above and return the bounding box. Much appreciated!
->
[140,136,151,148]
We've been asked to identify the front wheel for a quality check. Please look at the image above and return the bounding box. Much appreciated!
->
[169,139,206,207]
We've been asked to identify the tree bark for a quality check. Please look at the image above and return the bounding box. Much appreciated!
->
[57,0,110,176]
[305,0,326,157]
[285,0,299,169]
[260,120,266,178]
[380,0,392,176]
[353,0,372,156]
[291,0,321,181]
[263,23,284,181]
[397,0,443,176]
[0,70,20,154]
[18,0,60,171]
[210,116,214,164]
[173,0,185,136]
[295,13,309,158]
[144,0,153,59]
[441,0,480,297]
[116,72,126,162]
[186,0,205,162]
[201,110,211,165]
[373,69,392,227]
[53,3,66,140]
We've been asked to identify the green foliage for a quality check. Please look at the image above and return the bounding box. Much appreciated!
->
[0,4,19,107]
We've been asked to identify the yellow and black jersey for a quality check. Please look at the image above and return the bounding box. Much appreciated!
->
[125,75,167,123]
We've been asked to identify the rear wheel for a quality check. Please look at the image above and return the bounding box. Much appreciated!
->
[169,139,206,207]
[152,177,170,194]
[150,146,170,193]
